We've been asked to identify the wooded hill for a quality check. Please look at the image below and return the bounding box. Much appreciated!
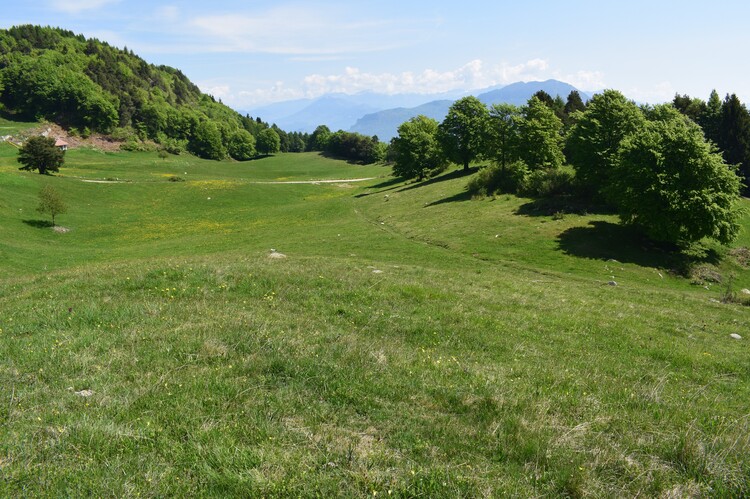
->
[0,25,285,160]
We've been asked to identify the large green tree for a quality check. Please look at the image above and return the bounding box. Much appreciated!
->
[516,96,565,170]
[227,129,256,161]
[17,136,65,175]
[307,125,331,151]
[566,89,646,197]
[391,115,447,180]
[257,128,281,156]
[486,103,520,170]
[190,120,226,160]
[608,106,741,246]
[437,96,490,171]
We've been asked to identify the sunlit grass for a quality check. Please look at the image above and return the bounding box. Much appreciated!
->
[0,143,748,496]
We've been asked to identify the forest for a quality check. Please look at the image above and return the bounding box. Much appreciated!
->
[0,25,381,163]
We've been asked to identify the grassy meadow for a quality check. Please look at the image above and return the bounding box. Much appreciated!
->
[0,138,749,496]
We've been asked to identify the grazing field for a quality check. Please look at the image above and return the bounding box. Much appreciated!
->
[0,144,748,496]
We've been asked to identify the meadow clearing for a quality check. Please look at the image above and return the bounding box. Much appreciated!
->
[0,134,748,496]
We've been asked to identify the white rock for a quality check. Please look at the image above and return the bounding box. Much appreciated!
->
[741,289,750,295]
[730,333,742,340]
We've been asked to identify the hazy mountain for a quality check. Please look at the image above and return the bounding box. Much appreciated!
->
[351,80,591,140]
[244,90,469,133]
[476,79,588,106]
[349,100,454,141]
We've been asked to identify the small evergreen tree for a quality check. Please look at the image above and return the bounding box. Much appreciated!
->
[718,94,750,193]
[17,136,65,175]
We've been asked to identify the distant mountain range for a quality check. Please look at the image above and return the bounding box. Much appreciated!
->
[245,80,592,141]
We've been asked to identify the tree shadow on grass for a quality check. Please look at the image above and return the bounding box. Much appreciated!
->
[516,196,615,217]
[424,190,473,207]
[396,166,480,193]
[557,220,721,272]
[23,219,53,229]
[354,177,405,198]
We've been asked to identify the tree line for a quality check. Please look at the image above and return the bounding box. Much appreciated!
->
[390,89,748,247]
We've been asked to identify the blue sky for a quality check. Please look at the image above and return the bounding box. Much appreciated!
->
[4,0,750,110]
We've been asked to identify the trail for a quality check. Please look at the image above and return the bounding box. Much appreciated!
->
[249,178,375,184]
[76,177,376,185]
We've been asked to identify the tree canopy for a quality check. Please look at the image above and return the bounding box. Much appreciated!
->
[391,115,447,180]
[608,106,741,245]
[0,25,307,160]
[516,96,565,170]
[566,90,646,197]
[17,136,65,174]
[37,184,67,226]
[437,96,490,171]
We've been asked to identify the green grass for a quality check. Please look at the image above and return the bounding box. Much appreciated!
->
[0,144,748,496]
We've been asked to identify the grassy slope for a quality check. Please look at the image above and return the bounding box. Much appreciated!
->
[0,144,748,496]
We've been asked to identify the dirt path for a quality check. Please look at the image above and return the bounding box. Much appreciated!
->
[77,177,376,185]
[251,178,375,184]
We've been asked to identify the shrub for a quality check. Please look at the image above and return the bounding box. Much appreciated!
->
[467,160,528,196]
[520,166,575,198]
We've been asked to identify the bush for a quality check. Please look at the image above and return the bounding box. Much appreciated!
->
[467,160,528,196]
[520,166,575,198]
[110,127,135,142]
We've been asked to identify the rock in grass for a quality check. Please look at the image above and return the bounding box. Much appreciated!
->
[607,281,618,286]
[730,333,742,340]
[741,289,750,295]
[268,250,287,259]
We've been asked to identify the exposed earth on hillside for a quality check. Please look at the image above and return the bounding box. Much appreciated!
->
[3,122,123,152]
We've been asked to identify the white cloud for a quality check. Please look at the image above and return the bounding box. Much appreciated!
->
[299,59,556,98]
[626,81,676,103]
[155,5,179,22]
[557,70,606,92]
[49,0,120,13]
[187,6,433,55]
[205,58,606,109]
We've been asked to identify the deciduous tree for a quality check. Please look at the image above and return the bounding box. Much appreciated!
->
[487,103,520,170]
[257,128,281,156]
[437,96,489,171]
[37,184,67,226]
[566,89,646,197]
[516,97,564,170]
[608,106,741,245]
[391,115,447,180]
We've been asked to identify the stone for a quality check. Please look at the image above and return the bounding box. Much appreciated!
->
[730,333,742,340]
[607,281,618,286]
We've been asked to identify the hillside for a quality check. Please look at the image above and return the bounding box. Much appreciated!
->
[0,138,749,495]
[0,25,268,159]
